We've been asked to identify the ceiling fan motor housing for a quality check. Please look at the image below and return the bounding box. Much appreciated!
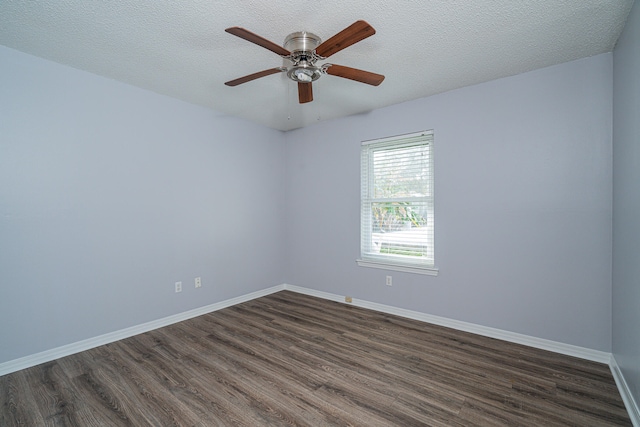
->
[284,32,323,83]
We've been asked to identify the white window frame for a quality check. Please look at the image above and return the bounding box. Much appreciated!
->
[357,131,438,276]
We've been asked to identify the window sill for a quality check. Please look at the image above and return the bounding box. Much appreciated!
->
[356,259,439,276]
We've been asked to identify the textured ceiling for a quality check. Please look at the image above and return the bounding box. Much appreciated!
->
[0,0,633,131]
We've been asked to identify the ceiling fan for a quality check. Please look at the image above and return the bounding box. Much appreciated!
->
[224,20,385,104]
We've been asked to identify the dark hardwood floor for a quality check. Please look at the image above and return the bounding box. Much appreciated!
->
[0,291,632,426]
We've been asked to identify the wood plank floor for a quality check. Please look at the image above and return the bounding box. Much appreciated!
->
[0,291,632,426]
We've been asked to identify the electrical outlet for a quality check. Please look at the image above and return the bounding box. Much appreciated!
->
[175,281,182,293]
[345,296,353,303]
[386,276,392,286]
[195,277,202,288]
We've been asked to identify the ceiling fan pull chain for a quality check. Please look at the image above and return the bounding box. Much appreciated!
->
[287,78,291,120]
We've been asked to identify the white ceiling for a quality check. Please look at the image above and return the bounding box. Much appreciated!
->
[0,1,633,131]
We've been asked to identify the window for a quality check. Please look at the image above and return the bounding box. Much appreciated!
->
[357,131,437,275]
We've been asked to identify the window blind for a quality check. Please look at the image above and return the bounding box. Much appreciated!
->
[361,131,435,269]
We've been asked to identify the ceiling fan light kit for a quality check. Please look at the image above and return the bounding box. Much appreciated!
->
[224,20,385,104]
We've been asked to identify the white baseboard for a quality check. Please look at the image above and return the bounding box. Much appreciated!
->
[282,284,612,364]
[0,284,285,377]
[611,355,640,427]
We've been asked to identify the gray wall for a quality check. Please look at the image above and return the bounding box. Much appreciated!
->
[0,41,622,365]
[613,0,640,408]
[285,53,613,351]
[0,46,286,364]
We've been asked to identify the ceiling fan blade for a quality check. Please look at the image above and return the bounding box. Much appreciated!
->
[225,27,291,56]
[325,64,385,86]
[224,68,284,86]
[298,82,313,103]
[315,20,376,58]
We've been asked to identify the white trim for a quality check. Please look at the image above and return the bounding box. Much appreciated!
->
[611,355,640,427]
[283,284,610,363]
[356,259,439,276]
[0,284,285,377]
